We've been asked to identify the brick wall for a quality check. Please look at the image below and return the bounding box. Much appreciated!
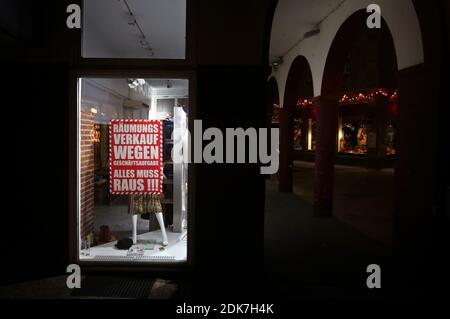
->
[79,110,95,240]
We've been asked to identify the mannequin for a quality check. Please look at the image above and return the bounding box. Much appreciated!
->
[129,194,169,246]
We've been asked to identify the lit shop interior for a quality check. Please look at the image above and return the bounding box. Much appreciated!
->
[272,90,398,162]
[78,77,189,263]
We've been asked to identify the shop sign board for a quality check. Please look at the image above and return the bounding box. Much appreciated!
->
[109,119,163,194]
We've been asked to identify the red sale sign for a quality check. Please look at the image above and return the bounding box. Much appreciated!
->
[109,119,163,194]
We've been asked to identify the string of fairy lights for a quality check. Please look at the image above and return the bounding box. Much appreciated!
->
[298,89,398,108]
[337,89,398,106]
[272,89,398,110]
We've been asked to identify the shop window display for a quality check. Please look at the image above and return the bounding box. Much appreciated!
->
[385,122,396,156]
[337,89,398,157]
[308,119,316,151]
[293,100,316,152]
[386,100,398,156]
[78,78,189,264]
[293,115,303,150]
[337,99,370,156]
[339,121,368,155]
[296,90,397,158]
[305,102,316,152]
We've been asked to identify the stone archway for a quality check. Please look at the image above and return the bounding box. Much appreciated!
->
[315,10,398,219]
[279,55,313,193]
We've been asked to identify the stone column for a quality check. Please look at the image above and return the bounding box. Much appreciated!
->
[313,97,339,217]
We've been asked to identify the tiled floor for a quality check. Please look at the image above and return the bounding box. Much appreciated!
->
[264,175,392,298]
[290,161,394,245]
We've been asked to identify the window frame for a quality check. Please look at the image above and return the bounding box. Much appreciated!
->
[69,71,196,272]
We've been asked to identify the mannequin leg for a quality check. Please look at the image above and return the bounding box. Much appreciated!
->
[155,212,169,246]
[132,214,138,244]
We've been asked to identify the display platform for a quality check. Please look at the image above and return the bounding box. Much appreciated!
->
[80,229,187,263]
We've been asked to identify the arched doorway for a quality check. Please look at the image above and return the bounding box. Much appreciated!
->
[316,10,398,244]
[279,56,314,193]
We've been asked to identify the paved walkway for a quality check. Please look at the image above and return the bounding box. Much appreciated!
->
[264,175,392,299]
[1,163,396,300]
[290,161,394,245]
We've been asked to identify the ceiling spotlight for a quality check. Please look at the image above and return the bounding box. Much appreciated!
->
[128,78,146,89]
[127,13,136,26]
[140,39,149,48]
[121,1,154,57]
[273,57,283,66]
[127,79,137,89]
[139,37,153,54]
[271,57,283,71]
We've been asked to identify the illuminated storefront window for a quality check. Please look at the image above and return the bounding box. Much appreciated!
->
[77,77,189,264]
[271,103,280,124]
[338,120,368,155]
[386,122,396,156]
[293,99,316,152]
[293,113,303,150]
[337,89,398,157]
[386,97,398,156]
[308,119,316,151]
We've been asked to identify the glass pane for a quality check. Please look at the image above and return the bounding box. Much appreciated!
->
[78,77,189,263]
[82,0,186,59]
[338,104,369,156]
[338,119,369,155]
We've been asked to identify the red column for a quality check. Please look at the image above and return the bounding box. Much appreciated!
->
[279,107,293,193]
[313,97,339,217]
